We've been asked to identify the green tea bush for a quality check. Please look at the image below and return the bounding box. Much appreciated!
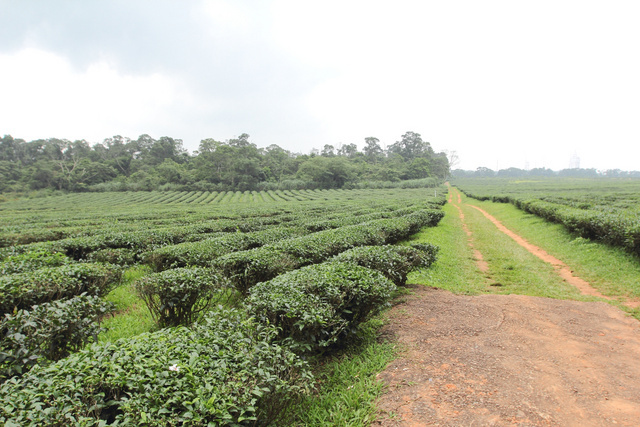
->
[0,263,121,316]
[134,267,229,327]
[0,294,113,380]
[215,248,302,296]
[513,198,640,255]
[331,243,439,286]
[0,229,68,248]
[216,210,444,294]
[0,307,312,426]
[0,250,71,275]
[87,248,137,266]
[247,262,396,350]
[144,226,303,272]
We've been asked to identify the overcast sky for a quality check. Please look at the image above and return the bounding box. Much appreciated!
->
[1,0,639,171]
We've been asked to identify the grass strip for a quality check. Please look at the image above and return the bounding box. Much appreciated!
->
[290,316,397,426]
[99,266,155,342]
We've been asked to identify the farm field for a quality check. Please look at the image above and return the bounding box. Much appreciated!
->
[0,187,446,425]
[453,177,640,256]
[3,181,640,425]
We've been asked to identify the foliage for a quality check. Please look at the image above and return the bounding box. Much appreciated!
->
[247,262,396,350]
[0,294,114,381]
[0,263,121,316]
[0,131,450,194]
[0,250,70,274]
[0,307,312,426]
[215,209,443,294]
[331,243,439,286]
[454,177,640,255]
[134,267,230,327]
[215,248,302,296]
[144,226,303,271]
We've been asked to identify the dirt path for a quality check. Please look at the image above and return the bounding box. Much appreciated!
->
[373,189,640,426]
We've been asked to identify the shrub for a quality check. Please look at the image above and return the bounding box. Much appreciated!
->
[134,267,230,327]
[247,262,396,350]
[0,294,114,381]
[87,248,136,266]
[214,248,302,296]
[216,210,444,294]
[0,307,312,426]
[144,227,303,272]
[331,243,438,286]
[0,250,71,275]
[0,263,121,316]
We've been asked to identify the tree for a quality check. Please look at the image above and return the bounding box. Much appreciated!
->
[363,137,383,163]
[297,156,355,188]
[337,143,358,158]
[321,144,336,157]
[402,158,431,180]
[474,167,496,178]
[387,131,434,161]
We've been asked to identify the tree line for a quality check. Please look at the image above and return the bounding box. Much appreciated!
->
[0,132,450,193]
[453,166,640,179]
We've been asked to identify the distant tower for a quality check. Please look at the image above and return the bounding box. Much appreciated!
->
[570,152,580,169]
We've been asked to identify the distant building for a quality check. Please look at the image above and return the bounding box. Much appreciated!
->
[569,152,580,169]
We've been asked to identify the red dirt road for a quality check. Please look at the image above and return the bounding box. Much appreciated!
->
[374,286,640,426]
[373,190,640,426]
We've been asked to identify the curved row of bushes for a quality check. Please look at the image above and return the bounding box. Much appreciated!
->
[0,262,121,317]
[0,241,440,425]
[144,226,306,271]
[215,209,444,295]
[1,294,113,381]
[0,307,312,426]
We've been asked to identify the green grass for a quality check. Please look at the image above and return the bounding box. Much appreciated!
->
[405,201,489,294]
[461,201,588,300]
[407,189,604,302]
[99,266,155,342]
[291,316,397,426]
[466,197,640,319]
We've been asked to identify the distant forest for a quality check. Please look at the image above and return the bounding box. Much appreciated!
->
[0,132,450,194]
[453,166,640,179]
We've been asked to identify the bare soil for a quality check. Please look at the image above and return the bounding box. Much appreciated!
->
[374,286,640,426]
[373,193,640,425]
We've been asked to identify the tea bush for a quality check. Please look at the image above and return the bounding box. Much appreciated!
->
[0,250,71,275]
[0,307,312,426]
[134,267,229,327]
[0,263,121,316]
[331,243,439,286]
[144,226,304,271]
[247,262,396,350]
[0,294,113,380]
[215,248,302,296]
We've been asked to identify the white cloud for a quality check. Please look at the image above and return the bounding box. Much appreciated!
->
[0,48,206,143]
[1,1,639,170]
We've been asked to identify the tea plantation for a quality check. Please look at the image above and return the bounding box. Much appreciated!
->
[0,187,445,425]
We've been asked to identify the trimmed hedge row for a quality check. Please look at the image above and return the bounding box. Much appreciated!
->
[0,250,71,275]
[0,263,121,316]
[144,226,305,272]
[511,198,640,255]
[460,188,640,256]
[215,209,444,295]
[0,307,312,426]
[247,262,396,351]
[1,294,113,381]
[0,218,272,262]
[332,243,439,286]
